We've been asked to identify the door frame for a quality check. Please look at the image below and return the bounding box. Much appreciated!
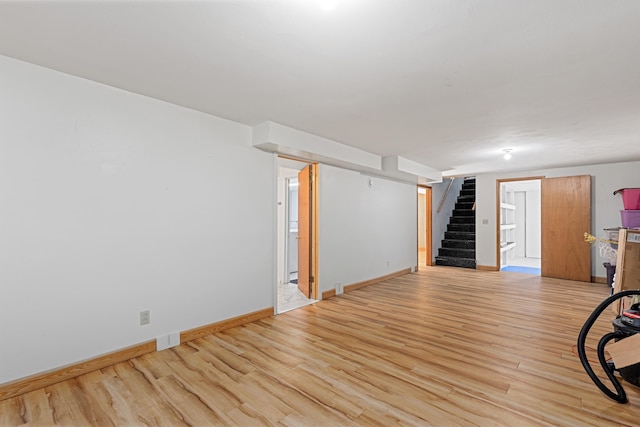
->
[276,156,319,314]
[495,176,544,270]
[417,185,433,268]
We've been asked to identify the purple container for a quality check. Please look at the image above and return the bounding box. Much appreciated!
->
[621,210,640,228]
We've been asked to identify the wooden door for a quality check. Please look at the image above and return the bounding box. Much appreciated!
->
[541,175,591,281]
[418,186,433,268]
[297,165,312,298]
[425,186,432,266]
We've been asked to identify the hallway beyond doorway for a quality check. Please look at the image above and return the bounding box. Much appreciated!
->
[277,280,316,313]
[501,256,541,275]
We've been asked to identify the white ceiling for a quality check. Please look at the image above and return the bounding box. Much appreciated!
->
[1,0,639,177]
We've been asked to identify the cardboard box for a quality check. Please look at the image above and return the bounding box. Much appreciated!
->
[612,229,640,314]
[607,334,640,368]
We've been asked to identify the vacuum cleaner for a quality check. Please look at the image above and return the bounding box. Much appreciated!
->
[577,289,640,403]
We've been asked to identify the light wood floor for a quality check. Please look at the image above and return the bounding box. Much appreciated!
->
[2,267,640,426]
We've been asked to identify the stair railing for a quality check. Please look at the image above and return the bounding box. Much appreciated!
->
[437,178,455,213]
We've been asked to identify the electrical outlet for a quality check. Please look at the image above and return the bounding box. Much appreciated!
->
[140,310,150,325]
[335,283,343,294]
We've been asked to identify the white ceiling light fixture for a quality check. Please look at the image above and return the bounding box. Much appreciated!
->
[503,149,513,160]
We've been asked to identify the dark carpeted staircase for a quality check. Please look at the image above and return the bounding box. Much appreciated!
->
[435,177,476,269]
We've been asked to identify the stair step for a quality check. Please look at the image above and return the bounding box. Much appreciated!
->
[442,239,475,249]
[447,223,475,232]
[435,176,476,270]
[452,209,475,217]
[457,195,475,203]
[455,202,475,210]
[435,256,476,269]
[450,216,475,224]
[444,231,476,240]
[438,248,476,258]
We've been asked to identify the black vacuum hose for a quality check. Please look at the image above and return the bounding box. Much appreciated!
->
[596,331,627,402]
[577,289,640,404]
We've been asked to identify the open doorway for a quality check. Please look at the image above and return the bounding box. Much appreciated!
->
[276,158,318,313]
[499,179,541,274]
[418,186,432,269]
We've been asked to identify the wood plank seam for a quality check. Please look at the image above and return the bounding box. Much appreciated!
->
[343,268,411,293]
[0,341,156,401]
[322,269,411,300]
[0,306,274,401]
[1,268,637,425]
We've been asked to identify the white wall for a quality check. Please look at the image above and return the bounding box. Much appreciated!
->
[0,55,275,383]
[475,161,640,278]
[318,165,417,292]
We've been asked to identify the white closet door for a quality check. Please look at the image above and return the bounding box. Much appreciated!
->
[514,191,526,258]
[526,190,541,258]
